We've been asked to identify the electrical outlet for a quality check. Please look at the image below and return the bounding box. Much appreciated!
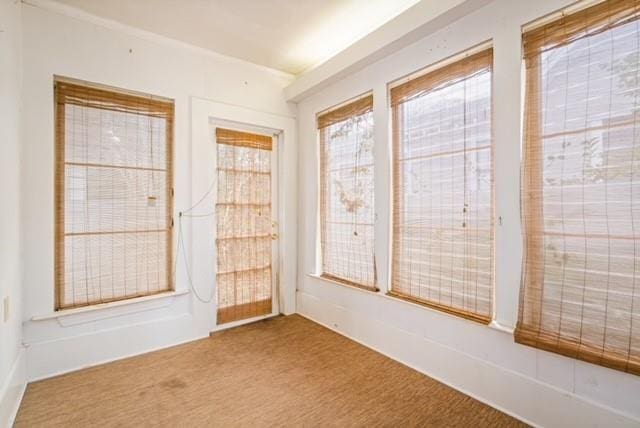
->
[3,296,9,323]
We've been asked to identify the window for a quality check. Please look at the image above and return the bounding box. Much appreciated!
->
[516,0,640,375]
[318,94,376,290]
[390,49,494,323]
[55,79,174,310]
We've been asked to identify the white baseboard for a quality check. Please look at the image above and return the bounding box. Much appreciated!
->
[297,291,640,428]
[0,348,27,428]
[26,313,208,382]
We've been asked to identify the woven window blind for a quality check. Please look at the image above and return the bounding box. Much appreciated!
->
[318,94,377,290]
[55,80,174,310]
[216,127,273,324]
[390,49,494,323]
[517,0,640,375]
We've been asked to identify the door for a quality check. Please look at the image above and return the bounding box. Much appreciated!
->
[214,127,278,326]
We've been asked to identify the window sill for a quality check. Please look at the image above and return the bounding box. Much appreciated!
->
[307,273,379,294]
[307,273,515,335]
[488,320,515,335]
[31,289,190,326]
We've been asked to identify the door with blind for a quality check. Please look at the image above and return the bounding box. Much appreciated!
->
[214,127,278,326]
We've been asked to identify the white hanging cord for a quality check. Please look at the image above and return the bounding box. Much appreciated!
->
[173,213,214,303]
[181,211,215,218]
[181,176,216,214]
[173,175,217,303]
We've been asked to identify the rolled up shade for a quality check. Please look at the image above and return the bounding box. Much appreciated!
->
[317,94,373,129]
[215,127,272,151]
[390,49,493,108]
[517,0,640,375]
[523,0,640,59]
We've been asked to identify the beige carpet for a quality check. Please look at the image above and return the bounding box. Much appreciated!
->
[15,315,525,427]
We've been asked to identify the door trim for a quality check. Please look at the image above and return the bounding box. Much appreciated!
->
[190,97,297,334]
[211,312,279,332]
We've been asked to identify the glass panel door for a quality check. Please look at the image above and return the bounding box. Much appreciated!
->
[215,128,276,325]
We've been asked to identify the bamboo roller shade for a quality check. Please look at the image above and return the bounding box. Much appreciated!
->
[216,127,272,151]
[390,48,494,324]
[215,127,273,324]
[55,79,174,310]
[516,0,640,375]
[390,49,493,108]
[318,95,377,291]
[317,94,373,129]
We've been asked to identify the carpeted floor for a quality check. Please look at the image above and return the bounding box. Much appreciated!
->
[15,315,526,427]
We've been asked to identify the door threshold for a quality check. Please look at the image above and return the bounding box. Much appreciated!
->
[211,311,280,333]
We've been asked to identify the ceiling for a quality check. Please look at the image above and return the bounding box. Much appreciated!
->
[50,0,420,75]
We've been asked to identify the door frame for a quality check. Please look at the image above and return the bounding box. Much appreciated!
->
[189,97,297,334]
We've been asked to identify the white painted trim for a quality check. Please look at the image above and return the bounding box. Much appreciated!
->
[190,96,298,331]
[297,291,640,428]
[306,273,379,296]
[31,289,190,324]
[26,313,206,382]
[0,348,27,428]
[489,320,515,335]
[21,0,294,80]
[340,276,513,335]
[212,312,280,332]
[311,269,499,329]
[194,96,296,121]
[270,133,281,318]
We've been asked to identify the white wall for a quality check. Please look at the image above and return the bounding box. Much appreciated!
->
[11,0,640,425]
[20,1,296,381]
[0,0,26,425]
[296,0,640,426]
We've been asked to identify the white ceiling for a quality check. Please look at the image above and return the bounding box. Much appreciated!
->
[50,0,420,75]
